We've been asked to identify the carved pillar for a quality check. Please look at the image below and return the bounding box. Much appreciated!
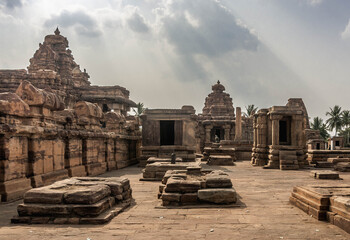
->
[234,107,242,141]
[271,115,281,146]
[205,125,212,143]
[224,125,230,141]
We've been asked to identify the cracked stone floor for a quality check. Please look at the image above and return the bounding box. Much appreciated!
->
[0,161,349,240]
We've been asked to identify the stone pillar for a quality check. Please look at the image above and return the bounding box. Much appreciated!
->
[205,125,212,143]
[224,125,230,141]
[271,116,280,146]
[234,107,242,141]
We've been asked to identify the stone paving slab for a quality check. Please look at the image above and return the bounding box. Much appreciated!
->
[0,162,349,239]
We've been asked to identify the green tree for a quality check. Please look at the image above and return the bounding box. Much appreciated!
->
[341,110,350,129]
[340,110,350,145]
[326,105,342,136]
[133,102,146,116]
[244,104,258,117]
[310,117,330,140]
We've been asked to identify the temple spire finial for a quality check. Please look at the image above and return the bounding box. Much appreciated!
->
[217,80,220,84]
[54,27,60,35]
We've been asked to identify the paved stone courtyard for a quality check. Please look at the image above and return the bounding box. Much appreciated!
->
[0,161,349,240]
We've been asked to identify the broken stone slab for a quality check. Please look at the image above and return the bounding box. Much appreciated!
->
[12,177,132,224]
[164,178,201,193]
[205,175,233,188]
[162,170,187,185]
[310,170,340,179]
[198,188,237,204]
[207,155,235,166]
[63,184,111,204]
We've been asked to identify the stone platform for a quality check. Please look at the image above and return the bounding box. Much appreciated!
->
[207,155,235,166]
[11,177,132,224]
[310,170,340,179]
[159,169,237,206]
[290,185,350,233]
[141,162,201,181]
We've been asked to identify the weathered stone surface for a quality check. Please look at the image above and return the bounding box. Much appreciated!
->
[161,193,181,202]
[24,187,64,204]
[16,80,64,110]
[198,188,237,204]
[63,185,110,204]
[0,92,30,117]
[290,185,350,233]
[165,178,201,193]
[310,170,340,179]
[206,175,233,188]
[207,155,235,166]
[334,162,350,172]
[12,177,132,224]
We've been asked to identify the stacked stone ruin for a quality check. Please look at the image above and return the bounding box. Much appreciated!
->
[11,177,132,224]
[158,168,237,206]
[0,29,141,202]
[290,185,350,233]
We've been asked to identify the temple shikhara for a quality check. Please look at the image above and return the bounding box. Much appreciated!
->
[0,30,349,236]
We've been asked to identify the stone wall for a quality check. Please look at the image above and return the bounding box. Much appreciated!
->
[0,82,141,202]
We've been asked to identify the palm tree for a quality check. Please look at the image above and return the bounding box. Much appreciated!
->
[133,102,146,116]
[310,117,329,140]
[341,110,350,129]
[341,110,350,145]
[326,105,342,136]
[244,104,258,117]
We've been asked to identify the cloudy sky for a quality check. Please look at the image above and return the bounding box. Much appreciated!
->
[1,0,350,119]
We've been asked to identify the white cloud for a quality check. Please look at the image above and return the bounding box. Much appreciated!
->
[306,0,323,6]
[341,19,350,39]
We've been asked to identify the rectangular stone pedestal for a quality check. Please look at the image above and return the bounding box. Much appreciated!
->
[0,178,32,202]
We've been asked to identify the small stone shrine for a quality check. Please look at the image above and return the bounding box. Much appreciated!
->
[251,98,310,170]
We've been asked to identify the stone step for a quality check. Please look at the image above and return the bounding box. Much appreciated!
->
[315,161,333,168]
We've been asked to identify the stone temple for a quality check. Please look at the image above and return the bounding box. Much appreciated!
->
[0,30,349,237]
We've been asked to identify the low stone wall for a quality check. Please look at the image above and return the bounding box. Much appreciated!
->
[289,185,350,233]
[307,150,350,164]
[0,81,141,202]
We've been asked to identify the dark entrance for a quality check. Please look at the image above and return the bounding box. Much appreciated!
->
[279,117,291,145]
[210,127,224,142]
[316,143,320,150]
[160,121,175,145]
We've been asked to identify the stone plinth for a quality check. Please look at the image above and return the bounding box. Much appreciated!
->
[310,170,340,179]
[141,162,200,181]
[159,169,237,206]
[11,177,132,224]
[290,185,350,233]
[207,155,235,166]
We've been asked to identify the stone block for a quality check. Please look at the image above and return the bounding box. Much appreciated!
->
[181,193,198,204]
[161,193,181,202]
[198,188,237,204]
[310,170,339,179]
[165,178,201,193]
[63,185,111,204]
[205,175,232,188]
